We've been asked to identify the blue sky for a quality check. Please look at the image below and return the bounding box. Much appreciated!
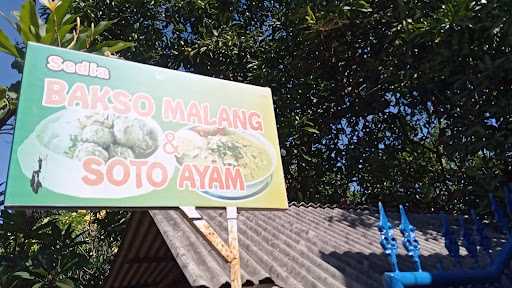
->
[1,0,24,205]
[0,0,22,85]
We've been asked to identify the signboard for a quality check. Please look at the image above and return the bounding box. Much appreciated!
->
[5,43,288,209]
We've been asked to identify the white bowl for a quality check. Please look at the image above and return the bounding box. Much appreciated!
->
[17,109,176,199]
[175,125,276,201]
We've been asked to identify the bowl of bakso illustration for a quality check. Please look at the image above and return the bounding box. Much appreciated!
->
[17,109,175,198]
[173,125,276,200]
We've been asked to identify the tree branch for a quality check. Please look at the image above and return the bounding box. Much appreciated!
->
[0,110,15,131]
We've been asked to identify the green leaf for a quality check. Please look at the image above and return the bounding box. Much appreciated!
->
[58,22,77,41]
[0,95,10,120]
[60,258,79,273]
[0,86,9,120]
[72,27,92,50]
[30,268,48,277]
[91,20,116,39]
[302,153,313,161]
[19,0,40,42]
[44,1,75,45]
[61,14,77,26]
[304,120,315,126]
[56,278,75,288]
[304,127,320,134]
[13,272,35,280]
[95,40,135,53]
[53,0,73,25]
[0,30,19,57]
[74,20,117,49]
[32,283,43,288]
[43,17,57,44]
[306,6,316,24]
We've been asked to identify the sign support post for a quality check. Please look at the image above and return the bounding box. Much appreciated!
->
[227,207,241,287]
[180,206,242,288]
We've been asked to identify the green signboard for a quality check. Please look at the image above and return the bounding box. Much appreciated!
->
[5,43,288,209]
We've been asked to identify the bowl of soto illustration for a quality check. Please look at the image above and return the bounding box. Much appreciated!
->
[173,125,276,200]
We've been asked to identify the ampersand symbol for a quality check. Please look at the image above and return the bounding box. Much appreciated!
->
[163,131,177,155]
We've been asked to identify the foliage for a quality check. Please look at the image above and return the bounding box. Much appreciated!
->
[70,0,512,212]
[0,210,129,287]
[0,1,133,287]
[0,0,134,129]
[0,0,510,285]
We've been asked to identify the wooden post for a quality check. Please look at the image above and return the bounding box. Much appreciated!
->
[180,206,241,288]
[227,207,241,288]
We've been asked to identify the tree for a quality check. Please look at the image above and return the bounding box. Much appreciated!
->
[0,209,129,287]
[0,1,133,287]
[70,0,512,213]
[1,0,511,284]
[0,0,133,129]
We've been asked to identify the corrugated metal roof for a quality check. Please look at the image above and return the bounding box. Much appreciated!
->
[104,204,491,288]
[104,211,192,288]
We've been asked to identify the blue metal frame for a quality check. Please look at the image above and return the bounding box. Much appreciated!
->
[459,215,478,266]
[378,188,512,288]
[383,238,512,287]
[378,202,399,272]
[399,205,422,272]
[441,213,461,267]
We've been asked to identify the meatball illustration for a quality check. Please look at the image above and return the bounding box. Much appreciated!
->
[108,144,135,159]
[113,117,159,158]
[78,113,113,129]
[73,143,109,162]
[38,111,161,162]
[81,125,114,148]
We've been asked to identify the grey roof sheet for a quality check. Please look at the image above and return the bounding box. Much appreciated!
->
[104,204,491,288]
